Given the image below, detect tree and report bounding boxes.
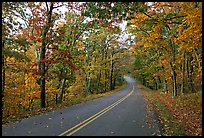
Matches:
[2,2,32,115]
[128,2,202,96]
[27,2,73,107]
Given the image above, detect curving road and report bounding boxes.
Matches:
[2,76,161,136]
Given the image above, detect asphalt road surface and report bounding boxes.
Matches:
[2,76,162,136]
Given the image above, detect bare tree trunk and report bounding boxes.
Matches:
[104,48,108,92]
[193,48,201,68]
[100,48,105,92]
[154,78,159,90]
[180,49,186,94]
[109,50,114,91]
[113,74,116,88]
[58,78,66,103]
[97,70,101,91]
[170,62,177,97]
[2,40,5,113]
[85,76,91,96]
[40,2,53,108]
[189,55,194,92]
[162,78,168,93]
[186,54,194,93]
[85,52,91,96]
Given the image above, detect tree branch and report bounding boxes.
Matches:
[142,12,153,19]
[45,2,49,13]
[163,15,187,21]
[53,4,64,9]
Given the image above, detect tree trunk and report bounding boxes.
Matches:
[40,33,47,108]
[85,52,91,96]
[58,78,66,103]
[170,62,177,97]
[97,70,101,91]
[40,3,53,108]
[109,50,114,91]
[180,49,186,94]
[2,40,5,112]
[113,75,116,88]
[40,77,46,108]
[104,49,108,92]
[154,78,158,90]
[100,48,105,92]
[55,94,58,104]
[162,78,167,93]
[170,38,177,97]
[193,48,201,68]
[142,78,145,86]
[158,76,162,89]
[32,28,39,62]
[85,76,91,96]
[187,55,194,92]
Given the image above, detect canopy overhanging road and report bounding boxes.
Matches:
[2,76,162,136]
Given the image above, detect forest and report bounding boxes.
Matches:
[2,2,202,134]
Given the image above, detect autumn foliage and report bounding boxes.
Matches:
[141,86,202,136]
[2,2,202,136]
[128,2,202,136]
[128,2,202,96]
[2,2,127,123]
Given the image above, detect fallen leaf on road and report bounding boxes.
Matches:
[60,121,63,126]
[151,132,156,136]
[110,131,115,134]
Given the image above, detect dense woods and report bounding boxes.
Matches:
[128,2,202,97]
[2,2,129,121]
[2,2,202,134]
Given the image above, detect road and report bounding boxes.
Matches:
[2,76,161,136]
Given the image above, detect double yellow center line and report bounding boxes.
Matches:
[58,85,134,136]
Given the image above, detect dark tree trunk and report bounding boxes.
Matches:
[180,49,186,94]
[40,3,53,108]
[154,78,158,90]
[40,77,46,108]
[85,52,91,96]
[58,78,66,103]
[2,40,5,113]
[170,62,177,97]
[113,76,116,89]
[97,70,101,91]
[104,48,108,92]
[109,50,114,91]
[187,54,194,92]
[162,78,168,93]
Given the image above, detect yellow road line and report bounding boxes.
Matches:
[58,85,134,136]
[66,90,133,136]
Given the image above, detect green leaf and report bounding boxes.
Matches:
[3,48,31,62]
